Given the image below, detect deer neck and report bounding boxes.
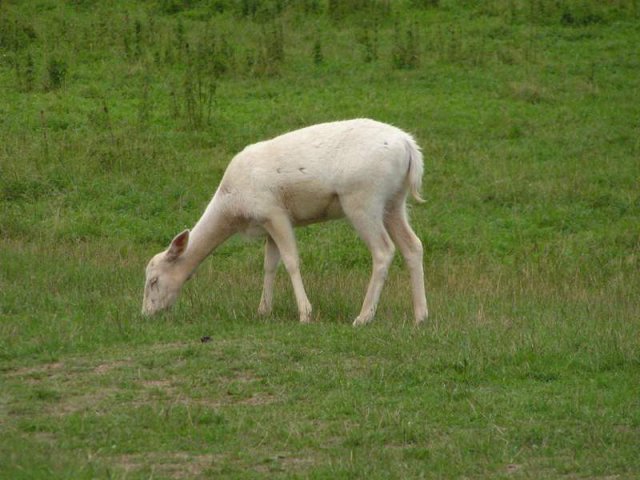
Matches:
[182,193,238,276]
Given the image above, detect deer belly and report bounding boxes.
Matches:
[278,186,343,225]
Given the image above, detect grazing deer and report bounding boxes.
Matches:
[142,119,427,326]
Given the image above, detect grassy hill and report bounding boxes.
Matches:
[1,0,639,478]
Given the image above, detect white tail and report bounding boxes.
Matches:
[406,138,425,203]
[142,119,428,326]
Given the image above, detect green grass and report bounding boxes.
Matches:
[1,0,639,478]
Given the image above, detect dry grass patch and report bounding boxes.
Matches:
[6,361,65,380]
[509,80,551,104]
[94,360,131,375]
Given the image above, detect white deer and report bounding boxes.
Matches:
[142,119,428,326]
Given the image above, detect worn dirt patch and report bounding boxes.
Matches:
[117,452,219,479]
[49,387,122,417]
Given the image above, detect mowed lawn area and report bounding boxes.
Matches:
[1,1,639,478]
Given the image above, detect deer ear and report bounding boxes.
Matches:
[167,229,190,261]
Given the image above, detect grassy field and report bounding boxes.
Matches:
[1,0,639,478]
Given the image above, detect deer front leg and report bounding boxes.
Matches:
[263,212,313,323]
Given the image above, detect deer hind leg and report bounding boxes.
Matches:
[342,196,396,326]
[385,199,428,324]
[258,235,280,316]
[262,211,313,323]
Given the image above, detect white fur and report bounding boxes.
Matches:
[142,119,428,326]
